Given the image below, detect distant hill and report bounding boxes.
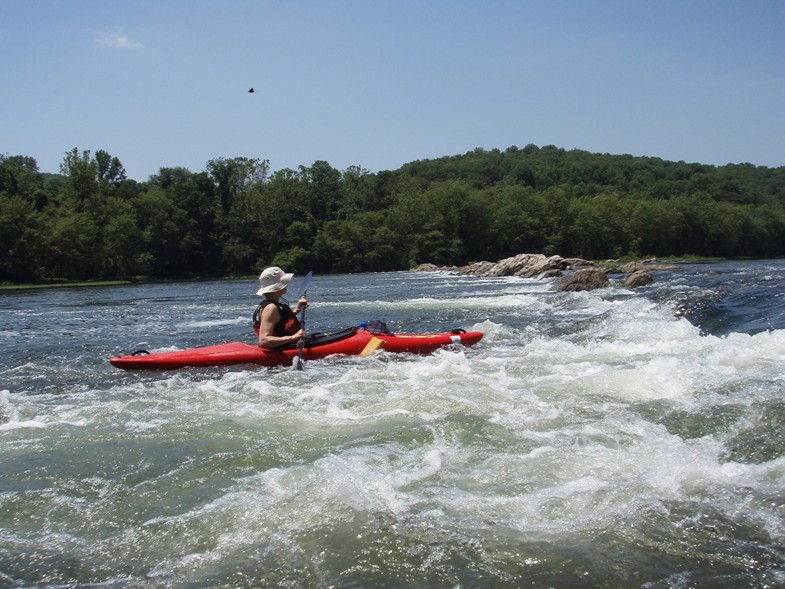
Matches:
[2,145,784,283]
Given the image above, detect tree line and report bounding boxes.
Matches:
[2,144,784,283]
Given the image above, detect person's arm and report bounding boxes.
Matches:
[258,304,303,349]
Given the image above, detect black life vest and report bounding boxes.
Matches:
[252,300,300,336]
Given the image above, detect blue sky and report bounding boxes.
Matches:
[2,0,783,181]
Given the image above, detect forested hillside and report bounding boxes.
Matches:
[2,145,784,283]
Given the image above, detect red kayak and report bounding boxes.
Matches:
[109,325,483,370]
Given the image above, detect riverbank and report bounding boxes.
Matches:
[0,275,255,291]
[0,280,134,291]
[0,256,732,291]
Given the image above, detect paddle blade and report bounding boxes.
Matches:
[360,337,385,356]
[298,271,313,297]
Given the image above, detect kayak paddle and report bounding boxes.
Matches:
[295,271,313,370]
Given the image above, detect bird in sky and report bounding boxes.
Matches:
[248,88,255,93]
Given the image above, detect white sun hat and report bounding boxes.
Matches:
[256,266,294,295]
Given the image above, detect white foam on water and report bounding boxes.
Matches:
[0,419,48,431]
[0,389,64,431]
[488,293,785,407]
[178,316,247,329]
[0,390,17,424]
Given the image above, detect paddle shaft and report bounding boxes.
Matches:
[295,271,312,370]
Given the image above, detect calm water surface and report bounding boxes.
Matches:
[1,260,784,588]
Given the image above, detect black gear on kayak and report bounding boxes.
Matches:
[361,320,391,334]
[277,327,358,350]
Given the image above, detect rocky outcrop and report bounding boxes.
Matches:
[457,253,593,278]
[460,261,499,276]
[412,253,678,291]
[411,263,443,272]
[623,270,654,288]
[563,258,597,269]
[602,258,680,274]
[555,268,610,291]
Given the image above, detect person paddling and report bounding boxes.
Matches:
[253,267,309,349]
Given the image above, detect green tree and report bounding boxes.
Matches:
[45,211,102,280]
[132,187,190,276]
[94,149,127,187]
[300,160,343,224]
[565,194,630,259]
[149,167,221,274]
[628,197,686,256]
[103,209,142,277]
[340,165,375,214]
[0,154,44,202]
[0,193,45,281]
[365,223,404,270]
[207,156,269,216]
[313,218,368,272]
[59,148,99,212]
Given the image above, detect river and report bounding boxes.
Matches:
[1,260,784,588]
